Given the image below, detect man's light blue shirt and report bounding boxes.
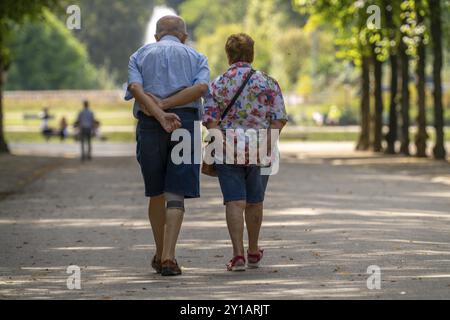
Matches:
[125,35,210,118]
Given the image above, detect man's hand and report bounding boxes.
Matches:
[157,112,182,133]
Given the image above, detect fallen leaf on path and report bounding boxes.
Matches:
[333,266,341,273]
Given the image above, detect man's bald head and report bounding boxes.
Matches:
[155,15,188,43]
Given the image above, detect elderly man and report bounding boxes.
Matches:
[126,16,210,276]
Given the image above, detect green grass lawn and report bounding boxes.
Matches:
[4,93,449,143]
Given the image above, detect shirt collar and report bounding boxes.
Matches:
[160,35,182,43]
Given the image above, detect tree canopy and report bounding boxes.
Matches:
[6,10,100,90]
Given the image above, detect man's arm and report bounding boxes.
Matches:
[128,83,181,132]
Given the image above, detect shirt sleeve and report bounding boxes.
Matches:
[269,80,289,122]
[202,82,222,125]
[124,52,143,101]
[193,54,210,86]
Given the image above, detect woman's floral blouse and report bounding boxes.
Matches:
[203,62,288,130]
[202,62,288,165]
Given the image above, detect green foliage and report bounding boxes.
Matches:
[244,0,281,73]
[179,0,246,39]
[0,0,61,67]
[196,24,242,78]
[6,11,100,90]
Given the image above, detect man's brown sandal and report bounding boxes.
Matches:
[161,259,182,277]
[151,255,162,274]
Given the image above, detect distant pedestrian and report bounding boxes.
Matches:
[76,101,95,161]
[58,117,68,141]
[40,107,53,141]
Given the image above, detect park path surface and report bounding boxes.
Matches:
[0,143,450,299]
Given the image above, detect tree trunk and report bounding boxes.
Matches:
[372,47,384,152]
[415,9,428,158]
[430,0,447,160]
[0,58,10,154]
[384,0,398,154]
[386,54,399,154]
[399,31,410,156]
[356,56,371,151]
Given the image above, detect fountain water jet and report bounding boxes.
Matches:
[144,5,178,45]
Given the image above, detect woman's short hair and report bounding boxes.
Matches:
[225,33,255,64]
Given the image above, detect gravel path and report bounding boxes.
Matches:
[0,149,449,299]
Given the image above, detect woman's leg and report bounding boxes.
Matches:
[245,202,263,254]
[226,200,247,257]
[245,167,269,254]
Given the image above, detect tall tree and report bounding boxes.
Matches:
[414,1,428,157]
[294,0,376,150]
[384,0,400,154]
[372,48,384,153]
[399,3,413,156]
[429,0,447,159]
[356,55,372,151]
[0,0,60,153]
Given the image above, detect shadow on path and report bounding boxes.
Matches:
[0,153,449,299]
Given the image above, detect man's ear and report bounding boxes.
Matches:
[154,34,160,42]
[180,34,188,44]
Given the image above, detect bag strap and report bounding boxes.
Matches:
[220,68,256,122]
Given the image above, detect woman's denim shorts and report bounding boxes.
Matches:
[214,164,270,204]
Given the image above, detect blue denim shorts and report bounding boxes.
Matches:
[215,164,270,204]
[136,109,201,198]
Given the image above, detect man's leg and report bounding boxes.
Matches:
[226,200,247,257]
[87,130,92,160]
[80,132,86,161]
[161,192,185,262]
[245,202,263,254]
[148,195,166,260]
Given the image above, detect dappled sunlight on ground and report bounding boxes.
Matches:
[0,151,449,299]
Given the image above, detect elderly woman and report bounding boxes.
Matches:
[203,33,288,271]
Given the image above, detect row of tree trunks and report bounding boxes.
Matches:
[356,55,371,151]
[365,1,446,160]
[430,0,446,160]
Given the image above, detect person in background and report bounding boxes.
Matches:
[76,100,95,161]
[58,117,68,142]
[40,107,53,141]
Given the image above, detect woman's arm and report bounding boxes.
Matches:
[270,119,287,131]
[147,84,209,110]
